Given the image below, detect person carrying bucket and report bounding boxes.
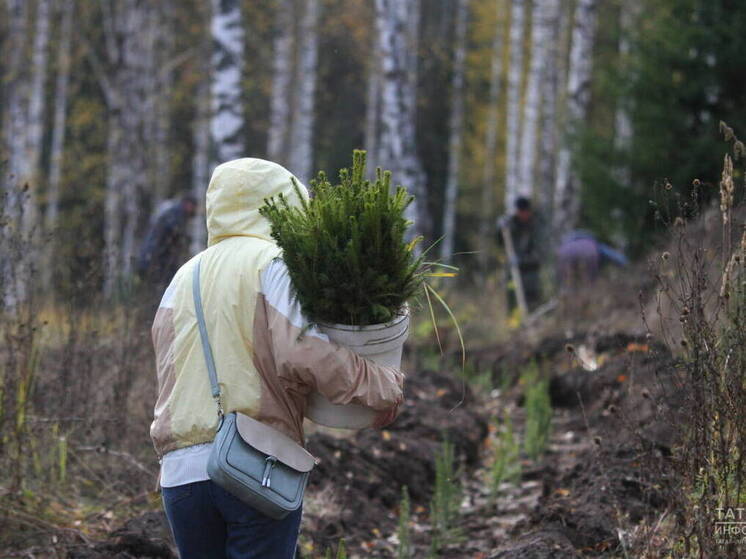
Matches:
[150,158,403,558]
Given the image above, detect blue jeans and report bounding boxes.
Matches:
[162,480,302,559]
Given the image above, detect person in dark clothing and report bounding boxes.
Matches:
[137,195,197,289]
[555,230,628,291]
[499,196,544,312]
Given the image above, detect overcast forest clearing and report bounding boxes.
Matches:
[1,0,746,558]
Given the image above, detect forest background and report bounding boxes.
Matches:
[2,0,746,556]
[3,0,745,299]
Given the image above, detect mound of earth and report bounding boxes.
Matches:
[63,369,487,558]
[489,335,677,558]
[303,368,488,555]
[67,512,173,558]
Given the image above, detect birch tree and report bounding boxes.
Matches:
[553,0,599,237]
[267,0,294,165]
[1,0,50,305]
[266,0,319,183]
[287,0,319,183]
[613,1,638,190]
[370,0,428,238]
[94,1,158,294]
[518,0,559,203]
[537,0,563,220]
[503,0,525,212]
[23,0,52,236]
[478,0,506,271]
[210,0,246,165]
[192,78,211,255]
[1,0,50,230]
[1,0,30,306]
[1,1,29,205]
[42,0,75,290]
[147,1,176,209]
[440,0,469,262]
[364,36,382,181]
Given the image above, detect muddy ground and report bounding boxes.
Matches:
[37,329,681,559]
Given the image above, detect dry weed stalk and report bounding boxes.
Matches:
[648,126,746,558]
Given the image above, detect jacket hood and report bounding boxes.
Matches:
[206,158,309,246]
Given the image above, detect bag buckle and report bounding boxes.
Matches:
[261,456,278,488]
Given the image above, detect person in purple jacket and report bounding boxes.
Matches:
[556,230,628,291]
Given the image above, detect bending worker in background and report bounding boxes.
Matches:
[137,195,198,291]
[150,159,403,558]
[555,229,628,291]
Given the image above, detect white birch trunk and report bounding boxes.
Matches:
[478,0,505,271]
[364,37,381,181]
[537,0,562,220]
[191,78,211,254]
[613,1,636,189]
[149,2,174,209]
[288,0,319,183]
[210,0,246,165]
[1,0,50,305]
[101,1,157,294]
[503,0,525,212]
[19,0,51,240]
[42,0,74,291]
[517,0,558,203]
[267,0,294,164]
[405,0,429,235]
[122,6,157,283]
[1,0,29,307]
[553,0,598,237]
[440,0,469,262]
[2,0,29,201]
[103,125,124,297]
[374,0,427,239]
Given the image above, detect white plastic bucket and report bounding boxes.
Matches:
[305,309,409,429]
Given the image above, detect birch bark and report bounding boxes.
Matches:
[518,0,558,202]
[478,0,505,272]
[1,0,29,306]
[374,0,427,239]
[42,0,75,290]
[22,0,51,236]
[288,0,319,183]
[537,0,563,221]
[1,0,50,304]
[553,0,599,237]
[191,78,211,255]
[267,0,294,164]
[2,0,28,199]
[613,1,636,189]
[503,0,525,212]
[210,0,246,165]
[149,1,175,209]
[440,0,469,262]
[364,36,381,181]
[100,1,157,294]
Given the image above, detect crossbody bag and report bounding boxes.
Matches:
[192,259,315,519]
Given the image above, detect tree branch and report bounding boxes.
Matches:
[82,37,115,107]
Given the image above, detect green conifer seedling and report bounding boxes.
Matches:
[397,485,412,558]
[260,150,425,326]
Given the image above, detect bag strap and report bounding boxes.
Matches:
[192,259,224,420]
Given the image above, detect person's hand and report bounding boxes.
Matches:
[372,398,402,429]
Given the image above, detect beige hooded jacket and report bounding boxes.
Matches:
[150,159,404,457]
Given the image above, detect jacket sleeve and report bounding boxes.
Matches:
[258,259,403,411]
